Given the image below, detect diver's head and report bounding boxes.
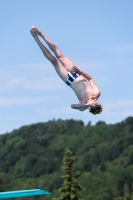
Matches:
[89,104,103,115]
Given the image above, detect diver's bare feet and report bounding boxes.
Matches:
[30,26,42,37]
[30,32,39,42]
[30,26,40,42]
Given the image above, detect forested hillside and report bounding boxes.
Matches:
[0,117,133,200]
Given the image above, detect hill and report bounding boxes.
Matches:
[0,117,133,200]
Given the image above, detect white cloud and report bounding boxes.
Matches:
[0,61,110,91]
[39,106,75,114]
[0,62,54,73]
[0,77,65,91]
[97,75,112,83]
[109,45,133,53]
[123,110,133,116]
[99,100,133,120]
[104,100,133,110]
[0,97,58,106]
[75,61,108,71]
[21,78,65,90]
[0,62,58,85]
[0,116,24,120]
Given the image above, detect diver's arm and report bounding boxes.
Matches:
[71,66,92,80]
[71,66,100,93]
[71,103,93,111]
[80,71,101,96]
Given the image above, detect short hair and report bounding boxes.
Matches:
[89,104,103,115]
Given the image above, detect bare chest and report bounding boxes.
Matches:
[71,77,94,102]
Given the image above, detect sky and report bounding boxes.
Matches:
[0,0,133,134]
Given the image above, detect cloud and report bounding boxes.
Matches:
[123,110,133,116]
[109,45,133,53]
[97,76,112,83]
[75,61,108,71]
[104,100,133,110]
[0,97,58,106]
[0,77,65,91]
[0,61,110,92]
[21,78,65,90]
[100,100,133,119]
[0,116,24,120]
[0,63,54,73]
[39,106,75,114]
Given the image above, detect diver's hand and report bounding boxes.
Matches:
[71,66,82,75]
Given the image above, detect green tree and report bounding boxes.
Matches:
[113,193,133,200]
[54,150,84,200]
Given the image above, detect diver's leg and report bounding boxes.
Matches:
[30,26,76,71]
[31,32,68,82]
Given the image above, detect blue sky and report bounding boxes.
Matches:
[0,0,133,134]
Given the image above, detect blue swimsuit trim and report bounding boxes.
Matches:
[66,72,79,86]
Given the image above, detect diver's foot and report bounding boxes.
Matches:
[30,31,38,42]
[30,27,40,42]
[30,26,42,36]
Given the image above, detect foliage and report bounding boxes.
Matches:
[113,193,133,200]
[54,150,84,200]
[0,117,133,200]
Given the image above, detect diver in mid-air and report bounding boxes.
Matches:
[30,26,102,115]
